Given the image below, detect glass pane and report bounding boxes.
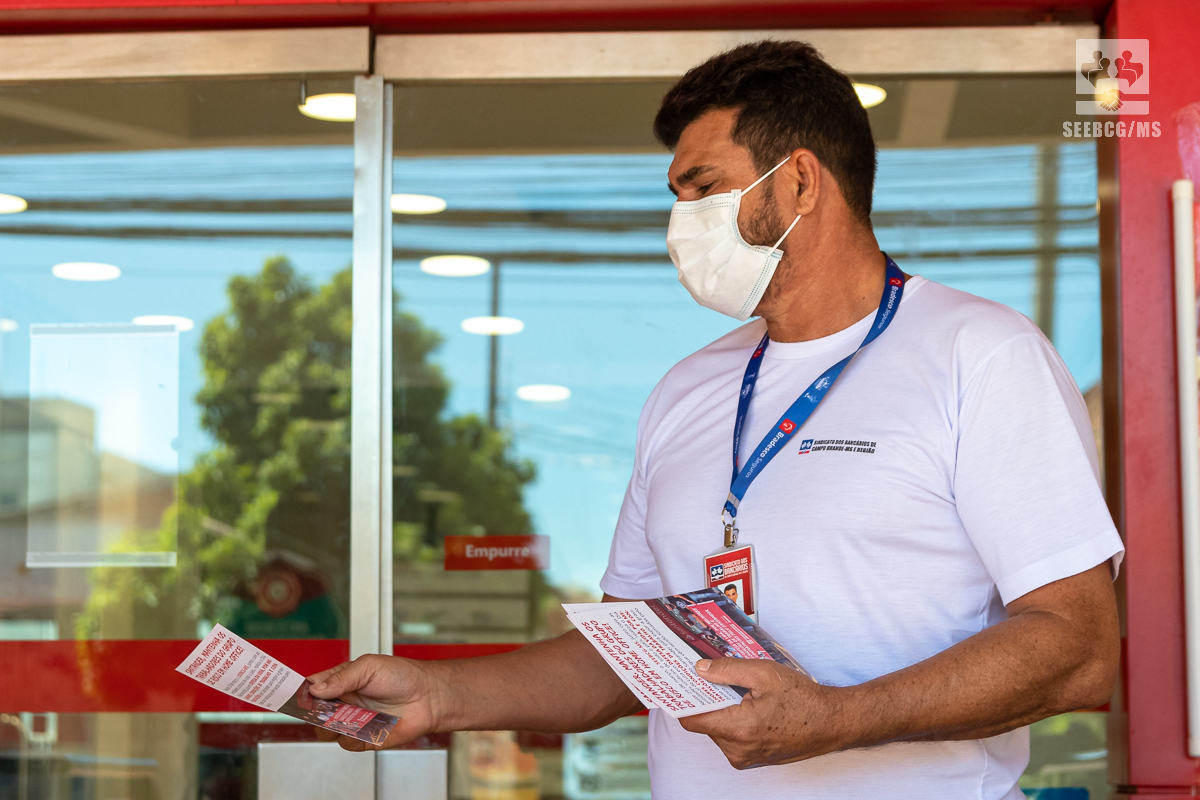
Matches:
[0,76,354,797]
[391,73,1102,799]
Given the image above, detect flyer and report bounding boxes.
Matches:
[176,624,399,745]
[564,588,811,719]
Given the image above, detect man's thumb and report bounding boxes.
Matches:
[309,660,364,699]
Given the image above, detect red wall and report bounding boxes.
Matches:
[1111,0,1200,792]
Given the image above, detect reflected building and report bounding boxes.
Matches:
[0,397,176,629]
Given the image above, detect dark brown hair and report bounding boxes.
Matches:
[654,39,877,224]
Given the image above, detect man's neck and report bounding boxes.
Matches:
[758,234,887,344]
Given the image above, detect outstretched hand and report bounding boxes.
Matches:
[678,658,852,769]
[308,655,442,751]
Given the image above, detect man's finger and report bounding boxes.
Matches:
[695,657,777,692]
[335,735,370,752]
[678,706,736,735]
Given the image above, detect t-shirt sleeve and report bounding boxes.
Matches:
[599,384,666,600]
[954,333,1124,605]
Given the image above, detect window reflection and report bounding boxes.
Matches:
[0,70,1107,800]
[0,77,354,797]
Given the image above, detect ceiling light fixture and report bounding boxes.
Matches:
[52,262,121,281]
[853,83,887,109]
[133,315,195,332]
[298,93,356,122]
[517,384,571,403]
[462,316,524,336]
[392,194,448,215]
[0,193,27,214]
[0,319,16,333]
[421,255,491,277]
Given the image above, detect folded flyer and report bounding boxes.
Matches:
[176,624,399,745]
[564,588,811,719]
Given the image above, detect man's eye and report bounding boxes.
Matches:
[699,184,716,195]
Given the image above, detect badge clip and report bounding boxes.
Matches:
[721,509,738,549]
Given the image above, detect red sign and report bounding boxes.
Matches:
[444,535,550,571]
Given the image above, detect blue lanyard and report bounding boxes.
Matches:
[723,257,906,546]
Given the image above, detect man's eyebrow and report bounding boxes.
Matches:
[667,164,714,197]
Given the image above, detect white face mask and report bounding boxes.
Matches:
[666,156,802,320]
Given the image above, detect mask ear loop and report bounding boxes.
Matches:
[742,156,792,196]
[772,214,802,250]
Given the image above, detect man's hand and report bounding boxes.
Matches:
[303,621,642,753]
[308,655,443,752]
[679,658,847,769]
[683,563,1118,769]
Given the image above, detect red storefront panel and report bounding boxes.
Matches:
[1108,0,1200,792]
[0,640,521,714]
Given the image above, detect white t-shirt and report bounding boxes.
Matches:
[600,276,1124,800]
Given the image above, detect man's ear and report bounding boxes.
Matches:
[787,150,821,217]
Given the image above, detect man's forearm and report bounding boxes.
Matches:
[836,570,1117,749]
[428,629,643,734]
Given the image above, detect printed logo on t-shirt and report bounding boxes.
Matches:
[802,438,877,454]
[779,419,796,433]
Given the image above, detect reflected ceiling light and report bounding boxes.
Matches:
[462,316,524,336]
[52,262,120,281]
[0,319,16,333]
[392,194,448,215]
[133,314,195,332]
[0,193,27,214]
[421,255,491,277]
[853,83,887,109]
[298,93,356,122]
[517,384,571,403]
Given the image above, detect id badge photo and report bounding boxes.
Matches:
[704,543,759,622]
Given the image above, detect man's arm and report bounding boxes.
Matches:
[680,562,1119,768]
[309,595,644,751]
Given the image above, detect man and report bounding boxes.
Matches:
[311,40,1123,798]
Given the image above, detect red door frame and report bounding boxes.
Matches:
[3,0,1200,790]
[0,0,1110,35]
[1105,0,1200,794]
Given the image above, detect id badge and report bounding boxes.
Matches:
[704,544,758,622]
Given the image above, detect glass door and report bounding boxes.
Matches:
[0,70,361,797]
[382,32,1107,800]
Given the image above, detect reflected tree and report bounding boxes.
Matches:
[78,256,534,639]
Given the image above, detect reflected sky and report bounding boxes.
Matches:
[0,142,1100,594]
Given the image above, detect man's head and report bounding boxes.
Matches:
[655,39,876,225]
[724,584,739,601]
